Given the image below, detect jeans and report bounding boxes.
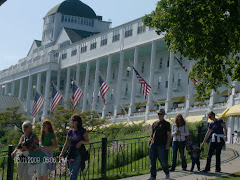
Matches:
[205,137,224,171]
[149,143,169,179]
[68,150,82,180]
[191,158,200,170]
[170,141,187,169]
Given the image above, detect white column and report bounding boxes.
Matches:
[185,61,194,115]
[4,83,9,95]
[165,52,174,112]
[26,75,33,115]
[82,62,90,112]
[37,73,42,92]
[102,55,112,118]
[19,79,23,100]
[114,51,124,117]
[92,59,100,111]
[76,64,81,86]
[128,47,139,116]
[209,89,217,110]
[229,81,236,107]
[42,69,51,119]
[11,80,15,96]
[57,70,61,90]
[64,67,71,107]
[0,85,2,95]
[145,41,156,121]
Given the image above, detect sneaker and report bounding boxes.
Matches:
[182,167,187,171]
[198,168,200,171]
[169,168,175,172]
[215,169,221,172]
[166,174,170,179]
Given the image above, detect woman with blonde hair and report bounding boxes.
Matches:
[40,119,57,172]
[169,114,189,171]
[11,121,48,180]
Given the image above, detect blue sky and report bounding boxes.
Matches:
[0,0,159,71]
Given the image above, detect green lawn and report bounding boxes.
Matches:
[207,172,240,180]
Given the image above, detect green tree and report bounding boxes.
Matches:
[47,101,106,145]
[143,0,240,101]
[0,106,29,131]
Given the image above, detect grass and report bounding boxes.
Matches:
[206,171,240,180]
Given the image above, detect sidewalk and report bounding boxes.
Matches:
[121,144,240,180]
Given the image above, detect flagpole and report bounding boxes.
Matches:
[85,95,102,119]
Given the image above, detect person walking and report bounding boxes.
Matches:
[40,120,57,172]
[188,143,202,171]
[201,111,227,172]
[149,109,171,180]
[59,114,89,180]
[169,114,189,171]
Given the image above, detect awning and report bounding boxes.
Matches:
[219,89,229,97]
[139,101,147,107]
[153,99,166,105]
[172,96,185,103]
[225,104,240,117]
[145,118,174,125]
[185,115,204,123]
[209,108,230,122]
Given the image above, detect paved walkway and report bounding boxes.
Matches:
[121,144,240,180]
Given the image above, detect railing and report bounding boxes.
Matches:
[1,129,208,180]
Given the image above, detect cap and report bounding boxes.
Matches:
[157,109,166,115]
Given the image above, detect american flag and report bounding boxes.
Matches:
[72,81,83,108]
[174,56,197,85]
[32,91,45,117]
[132,66,151,99]
[50,85,63,113]
[99,75,110,105]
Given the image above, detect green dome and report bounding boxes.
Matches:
[45,0,97,19]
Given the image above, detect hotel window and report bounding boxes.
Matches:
[125,25,133,38]
[165,76,168,88]
[81,43,87,53]
[112,72,115,79]
[112,29,120,42]
[54,52,59,60]
[158,77,161,89]
[167,56,170,67]
[125,83,128,96]
[90,39,97,50]
[81,17,84,24]
[141,62,144,73]
[111,89,114,100]
[178,73,181,86]
[62,53,67,60]
[137,22,146,34]
[159,57,163,69]
[68,16,71,23]
[71,49,77,56]
[101,34,107,46]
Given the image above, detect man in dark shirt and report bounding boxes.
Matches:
[149,109,171,180]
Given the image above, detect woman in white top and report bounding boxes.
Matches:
[169,114,189,171]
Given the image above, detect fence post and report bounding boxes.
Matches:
[101,137,107,179]
[7,145,15,180]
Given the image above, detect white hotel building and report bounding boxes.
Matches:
[0,0,240,143]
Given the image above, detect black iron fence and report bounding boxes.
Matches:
[1,128,208,180]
